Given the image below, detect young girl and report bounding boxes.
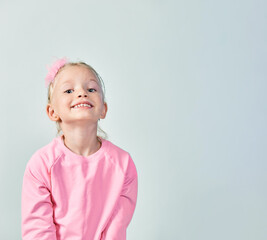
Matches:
[21,58,138,240]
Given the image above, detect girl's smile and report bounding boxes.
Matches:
[71,101,94,109]
[73,105,93,109]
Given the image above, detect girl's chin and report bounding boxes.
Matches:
[61,118,99,125]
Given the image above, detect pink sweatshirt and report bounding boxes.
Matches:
[21,135,138,240]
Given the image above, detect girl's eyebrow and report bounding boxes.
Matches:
[90,79,98,83]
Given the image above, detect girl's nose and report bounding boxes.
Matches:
[78,93,87,97]
[78,88,88,97]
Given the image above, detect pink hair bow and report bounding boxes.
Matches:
[45,57,68,87]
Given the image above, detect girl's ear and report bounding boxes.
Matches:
[100,102,108,119]
[46,104,60,121]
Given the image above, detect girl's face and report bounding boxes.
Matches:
[47,65,107,126]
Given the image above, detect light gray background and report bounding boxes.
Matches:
[0,0,266,239]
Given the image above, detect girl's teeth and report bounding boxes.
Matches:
[73,104,92,108]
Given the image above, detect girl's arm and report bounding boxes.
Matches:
[21,157,57,240]
[101,155,138,240]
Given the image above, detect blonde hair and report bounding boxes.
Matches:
[47,61,108,140]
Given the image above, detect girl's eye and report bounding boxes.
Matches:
[64,88,96,93]
[88,88,96,92]
[65,89,73,93]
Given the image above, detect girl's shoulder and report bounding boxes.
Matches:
[104,139,132,159]
[103,139,136,173]
[25,137,64,174]
[23,136,63,189]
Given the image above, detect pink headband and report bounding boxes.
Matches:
[45,57,68,87]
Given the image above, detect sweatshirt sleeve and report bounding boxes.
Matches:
[21,153,57,240]
[101,154,138,240]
